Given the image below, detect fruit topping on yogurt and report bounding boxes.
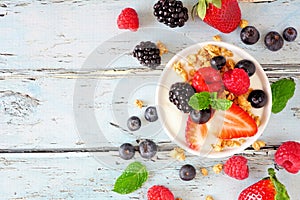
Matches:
[168,44,268,152]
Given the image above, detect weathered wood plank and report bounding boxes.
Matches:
[0,152,299,200]
[0,75,299,149]
[0,0,299,69]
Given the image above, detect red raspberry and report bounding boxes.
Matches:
[224,155,249,180]
[117,8,139,31]
[274,141,300,174]
[191,67,223,92]
[222,68,250,96]
[147,185,175,200]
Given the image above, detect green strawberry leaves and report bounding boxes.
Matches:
[196,0,222,19]
[271,78,296,114]
[188,92,232,111]
[113,162,148,194]
[268,168,290,200]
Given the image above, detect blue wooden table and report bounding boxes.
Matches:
[0,0,299,199]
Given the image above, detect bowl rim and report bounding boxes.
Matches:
[155,41,272,158]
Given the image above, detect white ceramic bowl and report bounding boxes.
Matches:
[155,41,272,158]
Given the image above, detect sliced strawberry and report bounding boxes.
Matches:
[191,67,223,92]
[218,104,258,139]
[185,117,208,151]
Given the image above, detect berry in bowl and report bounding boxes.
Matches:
[155,41,272,158]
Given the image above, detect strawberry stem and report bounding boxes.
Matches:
[268,168,290,200]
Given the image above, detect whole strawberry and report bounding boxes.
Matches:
[117,8,139,31]
[275,141,300,174]
[238,168,290,200]
[224,155,249,180]
[147,185,175,200]
[194,0,241,33]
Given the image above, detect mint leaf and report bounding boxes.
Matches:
[211,98,233,110]
[188,92,211,110]
[113,162,148,194]
[271,78,296,114]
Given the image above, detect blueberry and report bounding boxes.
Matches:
[144,106,158,122]
[235,59,256,77]
[139,139,157,159]
[210,56,226,70]
[247,90,267,108]
[283,27,297,42]
[240,26,260,45]
[179,164,196,181]
[264,31,284,51]
[127,116,141,131]
[190,109,212,124]
[119,143,135,160]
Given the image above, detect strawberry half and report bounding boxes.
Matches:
[185,117,208,151]
[217,103,258,139]
[238,168,290,200]
[194,0,241,33]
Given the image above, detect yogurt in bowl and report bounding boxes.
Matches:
[155,41,272,158]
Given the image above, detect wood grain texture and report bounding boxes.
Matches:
[1,0,300,199]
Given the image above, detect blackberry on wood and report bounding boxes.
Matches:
[169,82,195,113]
[153,0,189,28]
[133,41,161,68]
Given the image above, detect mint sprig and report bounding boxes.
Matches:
[271,78,296,114]
[188,92,232,111]
[113,161,148,194]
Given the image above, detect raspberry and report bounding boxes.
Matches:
[191,67,223,93]
[274,141,300,174]
[222,68,250,96]
[147,185,175,200]
[224,155,249,180]
[117,8,139,31]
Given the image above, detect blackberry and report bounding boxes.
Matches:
[133,41,161,68]
[169,82,195,113]
[153,0,189,28]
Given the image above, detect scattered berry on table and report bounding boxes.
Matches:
[282,27,297,42]
[133,41,161,68]
[274,141,300,174]
[247,89,268,108]
[222,68,250,96]
[234,59,256,77]
[194,0,241,33]
[169,82,195,113]
[224,155,249,180]
[210,55,226,70]
[217,104,258,139]
[191,67,223,93]
[119,143,135,160]
[139,139,158,159]
[117,8,139,31]
[144,106,158,122]
[185,117,208,151]
[179,164,196,181]
[238,168,290,200]
[153,0,189,28]
[190,108,212,124]
[264,31,284,51]
[147,185,175,200]
[127,116,141,131]
[240,26,260,45]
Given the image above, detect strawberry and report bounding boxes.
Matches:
[238,168,290,200]
[194,0,241,33]
[147,185,175,200]
[217,103,257,139]
[185,116,208,151]
[185,117,207,151]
